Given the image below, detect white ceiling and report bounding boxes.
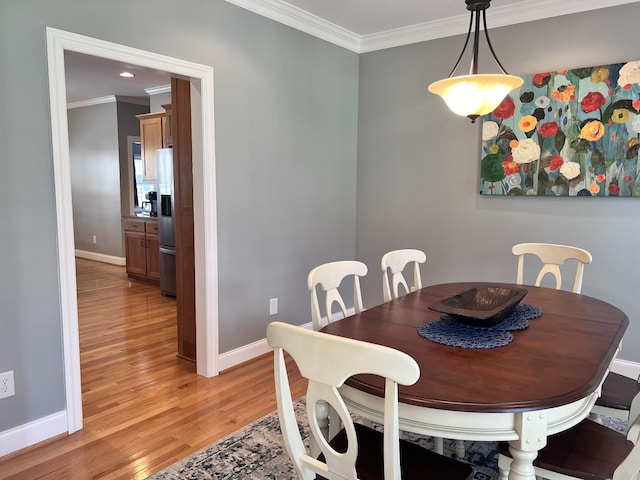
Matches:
[65,52,171,106]
[65,0,638,105]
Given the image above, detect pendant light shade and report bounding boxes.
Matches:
[428,0,523,123]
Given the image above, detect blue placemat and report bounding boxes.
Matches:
[417,303,542,349]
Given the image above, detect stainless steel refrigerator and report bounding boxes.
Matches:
[156,148,176,297]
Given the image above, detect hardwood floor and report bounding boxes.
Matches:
[0,258,306,479]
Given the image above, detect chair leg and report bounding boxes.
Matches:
[359,416,373,428]
[497,453,511,480]
[434,436,444,454]
[455,439,465,458]
[433,437,464,458]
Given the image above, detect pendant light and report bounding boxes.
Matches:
[428,0,523,123]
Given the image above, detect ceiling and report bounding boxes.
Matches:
[65,0,637,105]
[65,52,172,106]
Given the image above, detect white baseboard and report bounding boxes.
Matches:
[218,312,350,370]
[218,321,313,371]
[75,250,125,266]
[611,358,640,379]
[0,411,67,457]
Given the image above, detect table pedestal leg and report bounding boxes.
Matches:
[507,445,537,480]
[311,400,331,458]
[507,411,547,480]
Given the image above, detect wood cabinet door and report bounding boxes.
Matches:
[124,231,147,276]
[161,104,173,147]
[146,234,161,280]
[139,116,163,182]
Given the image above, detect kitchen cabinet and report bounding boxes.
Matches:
[161,103,173,147]
[124,217,160,283]
[137,108,171,182]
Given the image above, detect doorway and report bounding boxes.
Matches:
[46,27,219,434]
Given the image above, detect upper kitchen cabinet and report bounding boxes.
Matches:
[137,105,172,182]
[161,103,173,146]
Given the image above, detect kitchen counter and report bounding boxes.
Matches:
[128,213,158,219]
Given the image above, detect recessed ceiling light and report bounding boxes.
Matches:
[120,71,135,78]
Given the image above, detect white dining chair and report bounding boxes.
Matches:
[381,249,426,303]
[592,373,640,424]
[381,248,467,458]
[308,260,367,331]
[511,242,592,294]
[511,242,637,435]
[266,321,474,480]
[497,404,640,480]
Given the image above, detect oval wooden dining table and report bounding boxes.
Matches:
[320,282,628,480]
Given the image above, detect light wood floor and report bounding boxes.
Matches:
[0,258,306,480]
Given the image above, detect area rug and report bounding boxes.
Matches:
[146,398,627,479]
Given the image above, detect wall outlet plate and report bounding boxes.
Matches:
[0,371,15,399]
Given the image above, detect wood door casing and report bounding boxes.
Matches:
[171,77,196,362]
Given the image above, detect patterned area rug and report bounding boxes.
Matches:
[146,398,627,479]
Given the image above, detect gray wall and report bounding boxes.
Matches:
[69,101,147,257]
[69,103,120,256]
[356,3,640,362]
[0,0,358,432]
[149,91,171,113]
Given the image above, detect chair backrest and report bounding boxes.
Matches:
[381,249,426,303]
[307,260,368,331]
[512,242,593,294]
[266,321,420,480]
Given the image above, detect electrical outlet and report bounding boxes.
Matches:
[92,235,97,244]
[0,371,15,399]
[269,298,278,316]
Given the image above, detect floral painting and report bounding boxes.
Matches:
[480,61,640,196]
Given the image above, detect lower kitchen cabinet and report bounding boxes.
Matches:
[124,217,160,282]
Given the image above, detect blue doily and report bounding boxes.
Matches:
[417,303,542,349]
[495,303,542,331]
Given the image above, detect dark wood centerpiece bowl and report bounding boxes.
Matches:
[428,286,528,327]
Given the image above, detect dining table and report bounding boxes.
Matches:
[320,281,628,480]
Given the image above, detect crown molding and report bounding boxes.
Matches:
[224,0,360,52]
[145,84,171,95]
[360,0,640,52]
[225,0,640,54]
[67,95,151,109]
[67,95,116,109]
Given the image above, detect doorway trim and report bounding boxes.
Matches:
[46,27,219,433]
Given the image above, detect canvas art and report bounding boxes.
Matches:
[480,61,640,196]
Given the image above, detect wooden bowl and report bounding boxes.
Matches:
[428,286,528,327]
